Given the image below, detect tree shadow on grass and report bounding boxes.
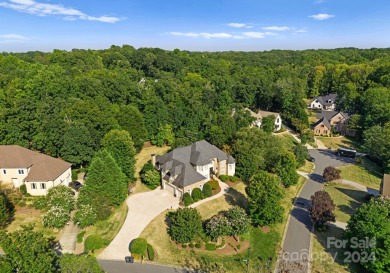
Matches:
[334,187,368,203]
[224,187,248,209]
[180,251,227,273]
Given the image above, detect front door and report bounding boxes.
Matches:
[12,178,19,187]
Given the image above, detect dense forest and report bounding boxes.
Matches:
[1,46,390,167]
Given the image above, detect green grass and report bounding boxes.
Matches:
[298,160,314,173]
[338,158,382,190]
[323,183,369,223]
[316,136,360,151]
[276,133,299,151]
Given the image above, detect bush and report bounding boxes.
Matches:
[195,243,202,248]
[71,169,78,181]
[74,204,98,228]
[205,243,217,251]
[147,244,155,261]
[46,186,75,212]
[18,200,26,207]
[168,208,203,244]
[182,244,187,248]
[323,166,341,182]
[189,243,194,248]
[182,193,193,206]
[219,175,229,182]
[208,180,219,190]
[77,231,86,243]
[32,196,47,210]
[43,206,70,228]
[130,238,148,257]
[237,244,241,250]
[19,184,27,195]
[202,183,213,198]
[141,169,161,189]
[191,188,203,200]
[230,176,238,183]
[84,235,104,253]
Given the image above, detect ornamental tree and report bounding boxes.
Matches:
[225,206,251,236]
[323,166,341,182]
[205,215,232,241]
[46,185,75,212]
[73,204,98,228]
[309,191,336,225]
[43,206,70,228]
[168,208,203,244]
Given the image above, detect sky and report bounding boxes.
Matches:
[0,0,390,52]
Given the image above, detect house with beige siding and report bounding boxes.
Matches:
[312,117,332,136]
[152,140,235,198]
[309,94,337,110]
[0,145,72,196]
[380,174,390,198]
[245,108,282,131]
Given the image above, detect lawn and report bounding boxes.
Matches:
[298,160,314,173]
[276,133,299,151]
[311,226,366,273]
[323,183,369,223]
[132,143,170,194]
[337,158,382,190]
[316,136,360,151]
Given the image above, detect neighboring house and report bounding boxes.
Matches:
[309,94,337,110]
[316,111,350,134]
[312,117,332,136]
[245,108,282,131]
[0,145,72,196]
[380,174,390,198]
[152,140,235,198]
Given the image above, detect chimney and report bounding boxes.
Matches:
[151,154,156,167]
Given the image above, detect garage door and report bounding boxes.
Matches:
[165,183,176,195]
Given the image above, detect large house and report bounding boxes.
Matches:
[312,117,332,136]
[0,145,72,196]
[380,174,390,198]
[309,94,337,110]
[152,140,235,198]
[245,108,282,131]
[316,111,350,134]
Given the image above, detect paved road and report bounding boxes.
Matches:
[278,149,353,272]
[99,189,179,260]
[99,260,193,273]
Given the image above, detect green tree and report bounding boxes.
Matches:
[101,129,136,181]
[46,185,75,212]
[261,115,276,133]
[246,171,284,226]
[130,237,148,257]
[293,143,310,167]
[277,151,299,187]
[84,235,104,253]
[0,193,13,229]
[0,225,57,273]
[225,206,250,236]
[344,198,390,272]
[205,215,232,241]
[59,254,104,273]
[153,124,175,146]
[168,208,203,244]
[363,122,390,165]
[141,169,161,189]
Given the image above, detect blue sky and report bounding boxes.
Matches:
[0,0,389,52]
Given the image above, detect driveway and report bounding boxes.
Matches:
[58,211,79,253]
[99,189,179,260]
[278,149,352,272]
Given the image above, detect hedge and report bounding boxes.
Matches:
[219,175,229,182]
[182,192,193,206]
[230,176,239,182]
[202,183,213,198]
[77,231,86,243]
[147,244,155,261]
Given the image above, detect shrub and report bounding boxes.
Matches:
[46,186,75,212]
[84,235,104,253]
[18,200,26,207]
[130,238,148,257]
[237,244,241,250]
[32,196,47,210]
[43,206,70,228]
[19,184,27,195]
[323,166,341,182]
[219,175,229,182]
[208,180,219,190]
[74,204,98,228]
[71,169,78,181]
[195,243,202,248]
[205,243,217,251]
[147,244,155,261]
[189,243,194,248]
[230,176,239,183]
[182,192,193,206]
[77,231,86,243]
[182,244,187,248]
[205,215,232,241]
[202,183,213,198]
[141,169,161,189]
[191,188,203,200]
[168,208,203,244]
[0,193,14,228]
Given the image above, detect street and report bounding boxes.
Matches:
[99,260,193,273]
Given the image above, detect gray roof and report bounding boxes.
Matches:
[312,117,331,129]
[156,140,234,188]
[316,111,349,123]
[314,93,337,106]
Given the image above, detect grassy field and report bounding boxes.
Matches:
[316,136,360,151]
[323,183,369,223]
[298,160,314,173]
[338,158,382,189]
[276,133,299,151]
[132,143,170,194]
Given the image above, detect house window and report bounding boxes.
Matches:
[18,169,24,175]
[2,170,6,175]
[40,183,46,189]
[324,130,328,134]
[229,165,233,170]
[31,183,36,190]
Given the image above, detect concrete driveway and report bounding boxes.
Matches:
[99,189,179,260]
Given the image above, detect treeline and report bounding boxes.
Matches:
[1,46,390,166]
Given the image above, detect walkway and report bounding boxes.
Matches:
[99,189,179,260]
[326,220,347,230]
[58,211,79,254]
[338,179,379,196]
[189,180,229,209]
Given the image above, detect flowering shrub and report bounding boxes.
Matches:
[73,204,97,228]
[43,206,70,228]
[225,206,250,236]
[205,214,232,241]
[46,186,75,212]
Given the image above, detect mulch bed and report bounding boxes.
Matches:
[15,206,41,214]
[260,226,271,233]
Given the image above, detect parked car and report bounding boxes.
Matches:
[69,181,83,191]
[309,156,315,162]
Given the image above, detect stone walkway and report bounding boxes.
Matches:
[58,211,79,254]
[326,220,348,230]
[189,180,229,209]
[314,138,327,150]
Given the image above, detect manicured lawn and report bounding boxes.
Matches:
[298,160,314,173]
[276,133,299,150]
[323,183,369,223]
[312,226,366,273]
[338,158,382,190]
[84,201,128,253]
[316,136,360,151]
[133,143,170,194]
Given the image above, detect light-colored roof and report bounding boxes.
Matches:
[245,108,280,119]
[381,174,390,197]
[0,145,72,182]
[313,93,337,106]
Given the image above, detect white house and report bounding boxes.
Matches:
[0,145,72,196]
[152,140,235,198]
[245,108,282,131]
[309,94,337,110]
